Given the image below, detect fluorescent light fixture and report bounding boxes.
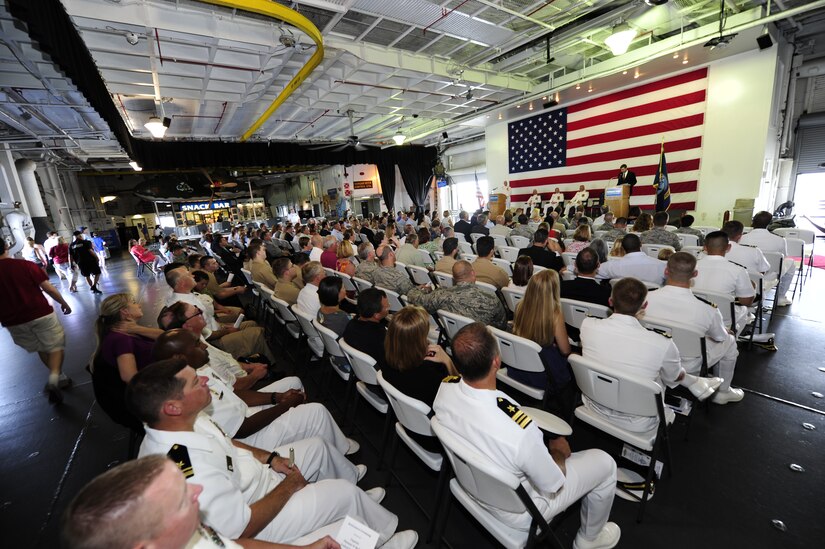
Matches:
[129,161,142,171]
[101,195,117,203]
[392,132,406,146]
[144,116,169,138]
[132,214,144,219]
[605,23,637,56]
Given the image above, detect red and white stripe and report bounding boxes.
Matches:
[510,68,707,211]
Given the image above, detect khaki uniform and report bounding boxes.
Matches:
[434,255,457,274]
[472,257,510,289]
[249,260,277,290]
[273,279,301,305]
[407,282,507,330]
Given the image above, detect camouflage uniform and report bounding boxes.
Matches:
[595,222,614,232]
[640,227,682,250]
[509,224,534,243]
[407,282,508,330]
[602,227,626,241]
[372,265,415,295]
[354,260,378,283]
[676,226,705,246]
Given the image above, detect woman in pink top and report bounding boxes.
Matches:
[565,224,592,255]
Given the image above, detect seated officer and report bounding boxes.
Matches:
[433,323,621,549]
[126,359,418,549]
[61,454,341,549]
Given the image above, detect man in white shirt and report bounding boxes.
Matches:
[394,232,429,268]
[739,211,795,306]
[308,235,324,263]
[580,278,722,432]
[297,261,324,317]
[722,221,770,273]
[548,187,564,210]
[128,360,417,549]
[644,253,744,405]
[595,234,665,285]
[490,215,511,237]
[569,185,590,208]
[434,323,621,549]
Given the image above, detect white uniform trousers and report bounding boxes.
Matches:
[534,449,617,541]
[239,402,351,459]
[774,259,796,299]
[257,479,398,545]
[272,435,358,484]
[707,334,738,391]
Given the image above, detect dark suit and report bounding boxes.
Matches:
[469,224,489,237]
[517,245,565,272]
[618,170,637,189]
[560,276,612,341]
[454,219,473,243]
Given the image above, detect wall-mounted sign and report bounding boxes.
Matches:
[353,180,373,190]
[179,200,232,212]
[327,188,338,198]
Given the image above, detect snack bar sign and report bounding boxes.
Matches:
[180,200,231,212]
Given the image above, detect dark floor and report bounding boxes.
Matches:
[1,254,823,548]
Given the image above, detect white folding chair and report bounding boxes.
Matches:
[463,253,478,263]
[271,296,302,342]
[693,226,719,236]
[569,354,673,523]
[640,316,708,377]
[491,234,509,250]
[664,225,678,232]
[783,237,807,297]
[418,248,434,266]
[491,257,513,276]
[377,286,404,313]
[641,244,674,259]
[508,235,530,249]
[394,261,407,276]
[676,233,699,247]
[437,309,475,344]
[560,298,611,332]
[565,228,576,237]
[774,227,815,279]
[490,327,551,406]
[498,245,521,263]
[407,264,433,286]
[290,240,302,252]
[469,233,485,244]
[682,245,703,258]
[352,276,373,293]
[501,286,526,314]
[376,370,448,542]
[475,280,498,295]
[311,319,351,381]
[323,267,337,278]
[430,417,566,549]
[338,271,358,294]
[292,306,326,360]
[458,241,475,256]
[240,268,255,285]
[339,338,389,439]
[561,252,577,269]
[433,271,454,288]
[532,264,548,274]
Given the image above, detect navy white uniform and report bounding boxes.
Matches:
[595,251,666,285]
[198,365,354,470]
[569,190,589,208]
[644,286,739,391]
[740,228,795,298]
[693,255,754,331]
[580,315,681,433]
[433,379,616,538]
[726,241,770,274]
[140,414,398,544]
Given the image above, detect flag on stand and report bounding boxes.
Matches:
[474,171,485,208]
[653,141,671,211]
[507,68,707,210]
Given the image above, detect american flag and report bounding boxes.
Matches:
[509,68,707,211]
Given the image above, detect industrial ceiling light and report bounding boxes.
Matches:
[392,131,406,146]
[144,116,170,138]
[125,32,140,45]
[129,161,142,171]
[605,22,637,56]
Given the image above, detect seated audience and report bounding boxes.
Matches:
[317,277,352,336]
[641,211,681,251]
[566,225,592,254]
[631,212,653,233]
[247,240,277,290]
[297,261,324,316]
[676,214,705,245]
[510,255,533,287]
[472,236,509,289]
[354,242,378,283]
[273,257,301,305]
[595,234,665,285]
[518,228,565,272]
[129,238,163,271]
[372,245,415,296]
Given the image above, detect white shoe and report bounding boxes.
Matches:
[346,438,360,455]
[381,530,418,549]
[750,332,775,343]
[356,464,367,482]
[573,523,621,549]
[777,296,792,307]
[712,388,745,405]
[365,487,385,504]
[686,377,723,401]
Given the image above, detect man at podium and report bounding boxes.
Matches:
[618,164,637,191]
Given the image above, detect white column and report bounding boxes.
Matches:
[0,143,26,206]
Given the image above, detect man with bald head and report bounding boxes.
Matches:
[372,244,415,296]
[407,260,507,330]
[490,215,511,237]
[309,235,324,262]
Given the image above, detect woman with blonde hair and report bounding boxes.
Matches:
[383,306,456,407]
[511,269,575,416]
[565,224,592,254]
[631,212,653,233]
[609,237,626,259]
[337,238,355,262]
[91,294,163,430]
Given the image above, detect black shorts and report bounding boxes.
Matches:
[79,262,101,277]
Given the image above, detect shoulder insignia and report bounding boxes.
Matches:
[694,294,717,308]
[168,444,194,478]
[496,397,533,429]
[728,260,747,270]
[646,327,672,338]
[741,243,757,248]
[442,375,461,383]
[198,524,226,548]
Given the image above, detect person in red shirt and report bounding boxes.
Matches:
[0,237,73,403]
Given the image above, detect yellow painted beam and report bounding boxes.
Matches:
[198,0,324,142]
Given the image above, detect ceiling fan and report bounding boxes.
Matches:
[203,169,239,204]
[309,109,371,152]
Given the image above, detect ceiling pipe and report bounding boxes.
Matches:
[197,0,325,142]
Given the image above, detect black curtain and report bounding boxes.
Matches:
[9,0,437,172]
[398,161,433,215]
[376,158,396,212]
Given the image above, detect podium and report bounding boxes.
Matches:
[604,185,630,218]
[487,193,507,217]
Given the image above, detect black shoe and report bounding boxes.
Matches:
[92,285,103,294]
[45,384,63,404]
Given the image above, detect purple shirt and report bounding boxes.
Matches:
[101,331,156,371]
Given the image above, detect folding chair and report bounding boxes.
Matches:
[561,252,577,269]
[501,286,526,314]
[376,286,404,313]
[498,246,521,263]
[491,327,553,408]
[394,261,407,276]
[338,338,389,444]
[676,233,699,247]
[783,237,807,298]
[681,245,703,258]
[418,248,434,266]
[312,320,353,411]
[433,271,454,288]
[463,253,478,263]
[292,306,326,362]
[240,268,255,285]
[407,264,433,286]
[774,228,815,280]
[569,354,674,523]
[475,280,498,295]
[641,244,674,259]
[560,298,611,332]
[430,417,566,549]
[376,370,447,542]
[437,309,475,345]
[508,235,530,249]
[491,234,509,250]
[492,257,513,276]
[693,226,719,236]
[458,241,475,256]
[352,276,373,293]
[470,233,485,245]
